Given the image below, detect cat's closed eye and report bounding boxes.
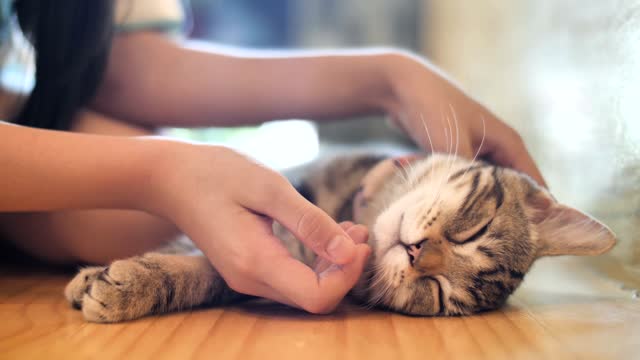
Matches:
[460,220,492,244]
[449,218,493,245]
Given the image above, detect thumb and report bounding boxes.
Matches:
[250,179,358,265]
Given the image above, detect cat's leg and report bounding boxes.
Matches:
[64,254,244,323]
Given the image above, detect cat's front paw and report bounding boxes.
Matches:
[66,257,172,323]
[65,266,105,310]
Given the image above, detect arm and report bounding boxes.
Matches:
[0,119,369,313]
[92,32,395,127]
[92,32,545,185]
[0,121,159,212]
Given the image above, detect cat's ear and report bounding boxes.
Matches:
[525,189,616,257]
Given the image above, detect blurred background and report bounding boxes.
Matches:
[171,0,639,287]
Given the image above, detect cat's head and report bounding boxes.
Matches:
[359,154,616,316]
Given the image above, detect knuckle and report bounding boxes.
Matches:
[224,273,256,295]
[298,290,339,314]
[272,172,291,187]
[302,298,337,315]
[225,277,246,293]
[231,255,257,278]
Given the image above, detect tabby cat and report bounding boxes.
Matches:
[65,153,616,322]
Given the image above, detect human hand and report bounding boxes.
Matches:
[148,143,371,313]
[380,53,546,187]
[312,221,369,274]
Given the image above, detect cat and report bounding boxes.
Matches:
[65,153,616,322]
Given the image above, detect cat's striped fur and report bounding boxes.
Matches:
[65,153,616,322]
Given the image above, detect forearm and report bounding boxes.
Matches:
[92,32,402,127]
[0,121,162,212]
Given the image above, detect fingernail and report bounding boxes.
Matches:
[348,225,369,244]
[327,235,356,263]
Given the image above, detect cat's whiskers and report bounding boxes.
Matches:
[437,106,456,198]
[403,154,417,186]
[364,261,386,277]
[368,276,386,293]
[443,103,462,190]
[454,114,486,183]
[374,279,396,307]
[393,159,412,186]
[366,260,401,308]
[420,113,443,213]
[419,112,437,170]
[426,106,455,210]
[363,281,387,309]
[368,265,388,288]
[367,265,391,301]
[434,104,462,208]
[368,277,384,306]
[419,110,448,212]
[366,284,388,308]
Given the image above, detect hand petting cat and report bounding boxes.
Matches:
[150,143,372,313]
[380,52,546,187]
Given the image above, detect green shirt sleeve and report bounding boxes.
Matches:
[114,0,186,34]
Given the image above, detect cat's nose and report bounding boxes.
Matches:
[406,238,446,274]
[406,239,426,265]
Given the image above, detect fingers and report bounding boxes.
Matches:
[339,221,354,231]
[485,127,547,188]
[260,243,371,314]
[406,105,546,187]
[219,213,371,314]
[252,181,360,265]
[313,221,369,274]
[509,149,547,188]
[339,221,369,244]
[222,162,372,314]
[344,223,369,244]
[313,223,369,272]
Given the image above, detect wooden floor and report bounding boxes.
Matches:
[1,257,638,360]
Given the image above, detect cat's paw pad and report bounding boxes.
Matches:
[65,266,105,311]
[80,258,168,323]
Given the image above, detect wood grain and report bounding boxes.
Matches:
[0,258,638,360]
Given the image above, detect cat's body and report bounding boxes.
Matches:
[65,153,616,322]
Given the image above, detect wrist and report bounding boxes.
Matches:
[376,51,470,124]
[374,50,436,116]
[133,138,195,219]
[371,51,424,127]
[363,51,406,115]
[143,141,233,224]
